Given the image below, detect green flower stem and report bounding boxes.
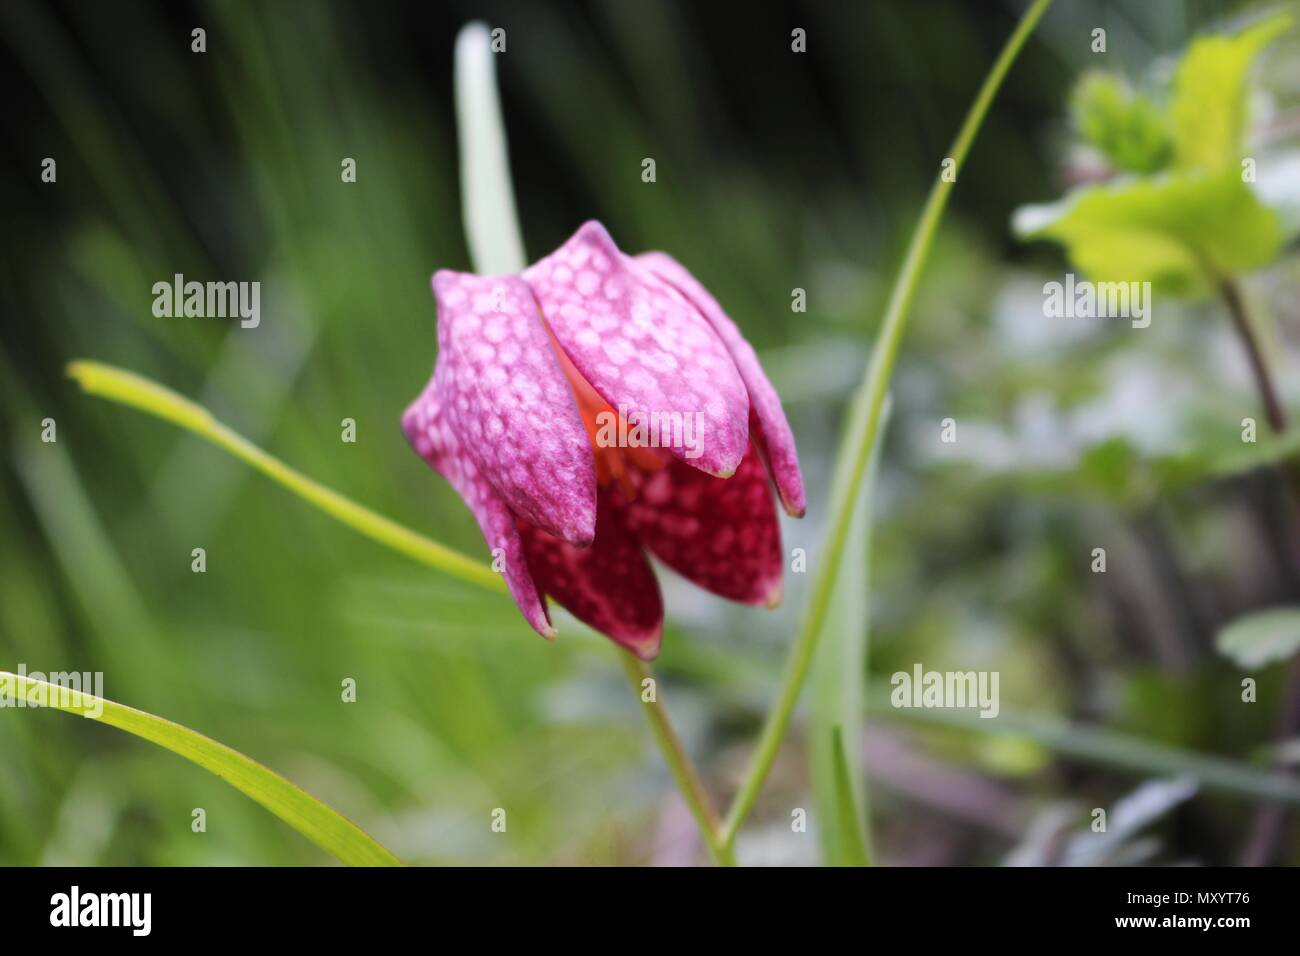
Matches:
[618,653,734,866]
[66,360,505,596]
[452,21,729,865]
[719,0,1054,851]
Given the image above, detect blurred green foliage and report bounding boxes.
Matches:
[1020,11,1292,297]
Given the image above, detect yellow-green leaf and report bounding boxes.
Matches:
[1171,13,1293,173]
[1015,170,1283,295]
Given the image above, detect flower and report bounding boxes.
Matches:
[402,221,805,659]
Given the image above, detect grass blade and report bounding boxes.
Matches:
[455,21,527,275]
[66,359,504,596]
[722,0,1055,848]
[809,401,889,865]
[829,726,871,866]
[0,671,401,866]
[866,686,1300,807]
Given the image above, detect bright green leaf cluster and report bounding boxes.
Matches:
[1017,13,1293,298]
[1073,71,1171,174]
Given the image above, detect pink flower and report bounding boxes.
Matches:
[402,221,805,659]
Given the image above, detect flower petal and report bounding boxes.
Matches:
[432,269,597,545]
[518,488,664,659]
[636,251,807,517]
[622,443,784,607]
[522,221,750,479]
[402,380,555,638]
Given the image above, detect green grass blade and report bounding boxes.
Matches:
[865,685,1300,807]
[722,0,1055,847]
[809,400,889,865]
[456,21,527,275]
[829,726,871,866]
[66,360,504,596]
[0,671,401,866]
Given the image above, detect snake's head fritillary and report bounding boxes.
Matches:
[402,221,806,659]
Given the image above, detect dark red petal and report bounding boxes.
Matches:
[622,444,784,606]
[518,489,664,659]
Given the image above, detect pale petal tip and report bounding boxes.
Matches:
[576,218,612,241]
[399,400,420,440]
[781,492,807,520]
[618,624,663,661]
[525,604,558,641]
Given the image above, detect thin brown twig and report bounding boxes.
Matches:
[1221,278,1300,866]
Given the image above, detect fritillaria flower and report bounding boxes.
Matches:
[403,221,805,659]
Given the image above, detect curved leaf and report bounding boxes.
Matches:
[1172,13,1293,173]
[1015,172,1282,297]
[1,671,401,866]
[66,360,504,596]
[827,726,871,867]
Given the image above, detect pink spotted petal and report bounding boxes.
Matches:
[518,489,664,660]
[432,269,597,546]
[622,444,784,607]
[635,251,807,517]
[402,380,555,638]
[522,221,750,479]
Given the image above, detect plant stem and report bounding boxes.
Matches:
[1221,278,1300,866]
[1222,279,1288,432]
[719,0,1054,850]
[618,654,735,866]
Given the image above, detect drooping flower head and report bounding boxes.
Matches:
[402,221,805,659]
